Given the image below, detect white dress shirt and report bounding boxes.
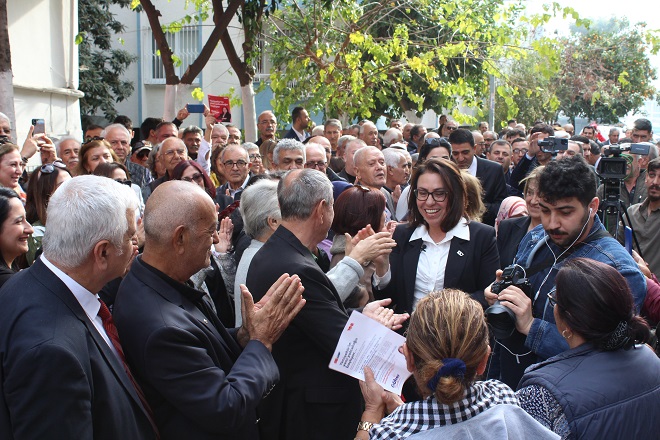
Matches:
[41,255,120,359]
[467,155,478,177]
[409,219,470,309]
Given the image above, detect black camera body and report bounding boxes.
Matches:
[486,265,533,339]
[537,136,568,154]
[598,143,651,180]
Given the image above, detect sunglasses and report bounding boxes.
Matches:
[41,160,67,174]
[114,179,132,187]
[182,173,204,183]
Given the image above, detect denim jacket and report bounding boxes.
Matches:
[514,215,647,361]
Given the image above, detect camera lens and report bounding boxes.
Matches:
[485,302,517,339]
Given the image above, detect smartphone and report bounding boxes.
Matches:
[32,119,45,135]
[187,104,205,114]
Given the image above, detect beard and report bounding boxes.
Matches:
[545,209,591,248]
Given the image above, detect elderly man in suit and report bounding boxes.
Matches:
[246,169,407,440]
[113,181,305,440]
[0,175,158,439]
[449,128,507,225]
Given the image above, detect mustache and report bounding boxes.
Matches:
[545,229,567,236]
[649,185,660,191]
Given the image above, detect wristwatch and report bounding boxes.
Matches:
[357,421,374,432]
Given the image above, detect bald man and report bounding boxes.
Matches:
[114,181,305,440]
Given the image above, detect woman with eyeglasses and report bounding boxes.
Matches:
[74,138,118,176]
[24,160,71,265]
[171,160,218,199]
[244,142,266,175]
[92,162,146,219]
[375,159,500,316]
[395,137,452,221]
[517,258,659,440]
[0,188,34,288]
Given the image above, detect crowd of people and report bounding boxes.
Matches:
[0,107,659,439]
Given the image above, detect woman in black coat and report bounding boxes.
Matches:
[374,159,499,313]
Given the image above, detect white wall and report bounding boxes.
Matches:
[7,0,82,149]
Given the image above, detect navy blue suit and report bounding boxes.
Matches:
[0,259,156,440]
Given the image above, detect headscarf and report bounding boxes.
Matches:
[495,196,528,232]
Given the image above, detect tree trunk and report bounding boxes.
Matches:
[240,84,257,142]
[0,0,16,141]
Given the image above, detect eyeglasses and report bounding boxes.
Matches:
[484,138,496,142]
[354,184,371,192]
[445,126,458,131]
[182,172,204,183]
[547,290,557,308]
[224,160,248,169]
[414,188,448,202]
[513,148,528,155]
[114,178,132,187]
[163,148,186,157]
[305,161,327,169]
[40,160,67,174]
[249,153,262,161]
[476,141,486,146]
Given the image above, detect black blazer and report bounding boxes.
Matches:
[113,256,278,440]
[375,221,500,313]
[0,259,156,440]
[245,226,361,440]
[282,127,308,142]
[475,156,508,226]
[497,216,532,269]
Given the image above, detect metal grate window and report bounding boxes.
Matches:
[147,26,200,84]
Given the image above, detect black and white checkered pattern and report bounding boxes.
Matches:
[371,380,518,439]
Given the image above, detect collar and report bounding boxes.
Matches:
[228,174,250,193]
[409,218,470,245]
[293,127,307,141]
[40,255,100,319]
[467,156,478,176]
[138,256,206,303]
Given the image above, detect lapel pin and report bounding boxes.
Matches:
[457,250,464,257]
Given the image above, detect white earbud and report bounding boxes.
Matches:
[589,208,593,215]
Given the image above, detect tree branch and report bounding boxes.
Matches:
[181,0,243,84]
[140,0,178,85]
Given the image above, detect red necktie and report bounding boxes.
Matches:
[98,299,160,438]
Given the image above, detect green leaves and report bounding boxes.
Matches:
[79,0,137,122]
[268,0,527,121]
[191,87,205,101]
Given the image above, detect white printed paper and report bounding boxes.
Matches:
[329,311,412,394]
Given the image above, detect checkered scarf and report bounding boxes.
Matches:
[371,380,518,439]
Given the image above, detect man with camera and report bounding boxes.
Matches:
[509,123,555,193]
[485,156,647,388]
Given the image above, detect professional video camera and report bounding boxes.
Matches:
[598,143,651,180]
[538,137,568,154]
[485,264,533,339]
